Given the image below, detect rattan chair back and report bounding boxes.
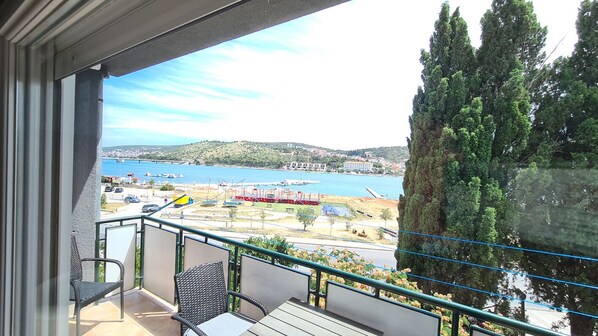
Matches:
[175,261,229,327]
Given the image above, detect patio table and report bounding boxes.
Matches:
[241,297,383,336]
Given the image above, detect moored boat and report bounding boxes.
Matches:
[201,199,217,207]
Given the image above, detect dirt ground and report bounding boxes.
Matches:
[165,185,400,244]
[180,186,399,220]
[111,184,400,244]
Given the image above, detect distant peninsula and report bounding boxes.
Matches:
[103,141,408,175]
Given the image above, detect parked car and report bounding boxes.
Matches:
[124,196,140,204]
[142,204,160,213]
[114,187,124,193]
[104,186,113,192]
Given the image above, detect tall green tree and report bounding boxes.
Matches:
[439,97,504,308]
[399,3,468,239]
[515,1,598,334]
[471,0,546,306]
[477,0,546,176]
[398,3,498,307]
[399,0,547,310]
[399,3,454,268]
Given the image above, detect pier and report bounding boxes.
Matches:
[366,187,383,198]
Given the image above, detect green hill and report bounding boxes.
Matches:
[103,141,409,170]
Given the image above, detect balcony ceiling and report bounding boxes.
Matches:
[0,0,347,79]
[102,0,349,77]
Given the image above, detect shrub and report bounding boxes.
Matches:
[226,235,295,267]
[160,183,175,191]
[100,193,107,209]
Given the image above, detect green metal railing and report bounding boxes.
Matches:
[95,214,564,336]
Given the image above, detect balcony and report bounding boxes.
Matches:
[73,215,564,336]
[68,289,178,335]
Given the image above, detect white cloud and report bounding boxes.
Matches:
[103,0,580,150]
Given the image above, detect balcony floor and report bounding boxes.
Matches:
[69,289,179,336]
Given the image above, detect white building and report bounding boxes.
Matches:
[343,161,373,172]
[285,162,327,171]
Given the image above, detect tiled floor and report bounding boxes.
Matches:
[69,289,180,336]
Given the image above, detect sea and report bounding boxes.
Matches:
[102,159,404,200]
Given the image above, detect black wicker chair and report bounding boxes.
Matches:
[70,234,124,336]
[172,261,269,336]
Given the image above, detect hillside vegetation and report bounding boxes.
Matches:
[103,141,408,170]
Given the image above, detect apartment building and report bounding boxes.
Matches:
[343,161,374,172]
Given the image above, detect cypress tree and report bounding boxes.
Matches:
[515,1,598,334]
[398,3,499,307]
[474,0,547,309]
[477,0,546,174]
[399,3,453,248]
[438,96,502,307]
[399,0,547,310]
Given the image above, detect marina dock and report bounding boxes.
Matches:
[366,187,383,198]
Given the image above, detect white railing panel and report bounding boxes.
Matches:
[143,225,177,304]
[239,255,310,320]
[105,224,137,292]
[183,237,230,287]
[326,281,441,336]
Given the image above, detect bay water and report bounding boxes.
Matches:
[102,159,404,199]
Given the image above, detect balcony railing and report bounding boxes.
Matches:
[95,214,564,336]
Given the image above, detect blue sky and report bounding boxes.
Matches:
[103,0,580,150]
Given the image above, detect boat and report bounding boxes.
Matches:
[145,172,151,176]
[201,178,217,206]
[126,172,134,177]
[201,199,217,207]
[223,199,243,207]
[116,158,125,163]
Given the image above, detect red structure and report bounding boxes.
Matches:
[234,188,320,205]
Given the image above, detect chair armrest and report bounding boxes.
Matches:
[81,258,125,281]
[229,291,269,316]
[171,313,208,336]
